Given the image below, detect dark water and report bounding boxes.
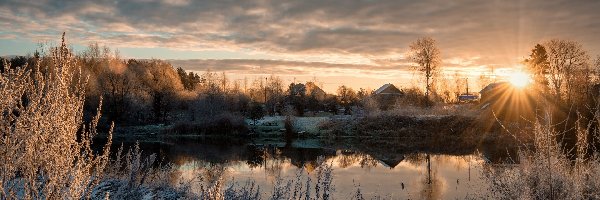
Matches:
[95,137,515,199]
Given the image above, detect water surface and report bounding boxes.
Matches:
[106,138,511,199]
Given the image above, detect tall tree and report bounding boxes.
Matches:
[287,83,307,116]
[524,44,550,91]
[544,39,590,103]
[593,56,600,84]
[408,37,441,99]
[337,85,357,114]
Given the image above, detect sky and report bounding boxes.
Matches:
[1,0,600,92]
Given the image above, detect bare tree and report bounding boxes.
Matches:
[337,85,358,114]
[408,37,442,98]
[593,56,600,84]
[544,39,590,103]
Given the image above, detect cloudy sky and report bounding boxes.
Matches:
[1,0,600,92]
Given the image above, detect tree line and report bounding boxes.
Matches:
[1,44,380,128]
[4,37,598,129]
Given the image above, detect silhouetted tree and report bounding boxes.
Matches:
[248,102,265,125]
[176,67,201,90]
[409,37,441,99]
[265,75,285,115]
[525,44,550,92]
[544,39,590,104]
[594,56,600,84]
[287,83,307,116]
[337,85,357,114]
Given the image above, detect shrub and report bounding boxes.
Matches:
[92,144,190,199]
[0,33,112,199]
[483,113,600,199]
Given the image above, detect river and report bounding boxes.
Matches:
[97,137,514,199]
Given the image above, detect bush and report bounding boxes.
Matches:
[483,113,600,199]
[0,34,112,199]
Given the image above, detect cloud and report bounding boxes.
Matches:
[168,58,413,75]
[1,0,600,87]
[168,58,419,92]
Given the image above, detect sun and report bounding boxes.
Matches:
[508,71,531,88]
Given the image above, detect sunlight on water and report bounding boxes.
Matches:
[171,144,490,199]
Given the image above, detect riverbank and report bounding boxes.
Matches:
[97,105,520,146]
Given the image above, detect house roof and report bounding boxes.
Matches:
[479,82,509,94]
[375,83,402,95]
[377,155,405,169]
[305,82,326,97]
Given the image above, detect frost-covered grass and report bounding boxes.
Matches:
[91,144,338,199]
[250,116,331,135]
[482,113,600,199]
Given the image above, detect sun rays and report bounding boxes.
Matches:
[508,71,532,89]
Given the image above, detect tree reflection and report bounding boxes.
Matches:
[420,154,443,200]
[336,150,378,169]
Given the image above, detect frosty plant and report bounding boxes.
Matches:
[484,111,600,199]
[0,33,112,199]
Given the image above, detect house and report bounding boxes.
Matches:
[479,81,536,122]
[378,156,405,169]
[373,83,404,110]
[374,83,403,95]
[479,82,511,103]
[305,82,327,101]
[372,154,405,169]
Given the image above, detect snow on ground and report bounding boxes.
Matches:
[292,117,330,133]
[246,115,332,133]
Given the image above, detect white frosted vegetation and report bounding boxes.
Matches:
[0,34,112,199]
[0,35,339,199]
[483,115,600,199]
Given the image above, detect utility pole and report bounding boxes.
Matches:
[465,78,469,94]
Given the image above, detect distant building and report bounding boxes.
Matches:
[305,82,327,100]
[479,81,536,122]
[456,78,479,103]
[373,83,404,110]
[479,82,511,103]
[374,83,403,96]
[458,94,479,102]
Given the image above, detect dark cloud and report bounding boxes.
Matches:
[1,0,600,79]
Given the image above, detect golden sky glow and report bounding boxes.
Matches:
[507,71,532,89]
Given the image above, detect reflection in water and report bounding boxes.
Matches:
[107,139,499,199]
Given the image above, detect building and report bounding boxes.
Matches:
[305,81,327,101]
[373,83,404,110]
[479,82,511,103]
[457,94,479,102]
[374,83,403,96]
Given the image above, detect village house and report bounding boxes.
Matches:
[374,83,403,96]
[373,83,404,110]
[479,82,511,103]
